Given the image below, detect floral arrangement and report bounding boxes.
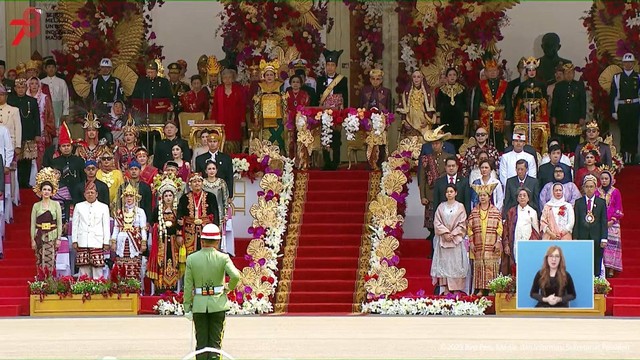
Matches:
[320,109,335,148]
[365,136,422,300]
[153,291,185,316]
[53,0,164,80]
[217,1,331,78]
[231,153,265,183]
[28,266,141,302]
[594,277,612,295]
[362,296,492,316]
[395,1,516,94]
[227,140,295,314]
[487,274,516,294]
[558,205,567,217]
[342,107,395,142]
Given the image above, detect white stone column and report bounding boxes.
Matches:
[382,2,400,153]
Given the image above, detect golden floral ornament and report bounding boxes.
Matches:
[33,167,61,197]
[237,265,274,297]
[365,263,409,297]
[260,173,284,194]
[386,156,409,171]
[382,170,407,195]
[207,56,222,76]
[369,194,403,229]
[246,239,275,264]
[250,197,279,229]
[249,139,282,162]
[297,128,314,153]
[375,236,400,261]
[395,136,422,160]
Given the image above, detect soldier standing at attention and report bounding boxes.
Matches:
[89,58,123,113]
[184,223,240,360]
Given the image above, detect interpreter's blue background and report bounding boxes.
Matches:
[516,240,594,309]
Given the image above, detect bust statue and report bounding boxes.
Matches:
[537,33,571,85]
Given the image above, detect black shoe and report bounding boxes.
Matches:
[0,253,3,259]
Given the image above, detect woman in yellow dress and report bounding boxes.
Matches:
[96,147,125,209]
[397,70,436,141]
[253,60,287,154]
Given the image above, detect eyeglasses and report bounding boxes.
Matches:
[475,133,487,137]
[554,170,564,173]
[586,129,597,133]
[548,254,561,259]
[101,157,114,160]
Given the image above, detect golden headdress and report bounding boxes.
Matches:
[586,120,599,131]
[582,174,598,187]
[15,62,26,76]
[33,167,60,197]
[121,183,141,201]
[369,69,384,78]
[259,59,280,75]
[122,113,138,136]
[562,62,575,72]
[207,55,222,77]
[188,172,204,182]
[25,60,39,71]
[82,111,101,129]
[155,173,181,196]
[581,142,601,157]
[598,164,616,177]
[470,182,498,196]
[482,58,499,70]
[424,125,451,142]
[208,130,222,142]
[523,56,540,70]
[100,145,114,158]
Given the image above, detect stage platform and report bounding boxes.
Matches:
[0,316,638,359]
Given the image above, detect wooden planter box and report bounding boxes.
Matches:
[30,294,140,316]
[494,293,606,316]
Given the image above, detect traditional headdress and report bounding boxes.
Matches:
[25,60,39,71]
[582,174,598,187]
[290,59,308,71]
[512,133,526,141]
[84,181,97,193]
[85,159,98,168]
[177,59,187,71]
[323,49,343,64]
[14,78,27,87]
[586,120,599,131]
[100,146,114,158]
[58,122,73,146]
[482,58,499,70]
[135,146,149,155]
[208,131,222,142]
[259,59,280,75]
[128,160,141,169]
[33,167,60,197]
[207,56,222,77]
[424,125,451,142]
[581,142,601,157]
[369,69,384,78]
[15,62,26,76]
[598,164,616,178]
[122,113,138,136]
[471,182,498,196]
[188,172,204,182]
[82,112,101,130]
[155,173,180,196]
[523,57,540,70]
[121,183,141,201]
[43,58,56,68]
[562,62,575,72]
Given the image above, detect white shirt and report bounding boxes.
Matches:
[0,125,14,167]
[514,204,540,262]
[72,200,111,248]
[499,150,537,186]
[446,174,457,184]
[0,103,21,147]
[40,76,70,115]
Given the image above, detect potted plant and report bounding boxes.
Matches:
[488,275,516,314]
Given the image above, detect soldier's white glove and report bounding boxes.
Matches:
[612,113,618,120]
[184,312,193,321]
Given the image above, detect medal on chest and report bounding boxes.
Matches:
[585,211,595,224]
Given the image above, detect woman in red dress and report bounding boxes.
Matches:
[179,75,210,116]
[211,68,247,154]
[575,149,601,191]
[135,147,158,187]
[285,75,311,158]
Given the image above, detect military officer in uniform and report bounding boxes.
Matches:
[131,61,173,108]
[610,53,640,164]
[551,63,586,152]
[317,49,349,170]
[89,58,124,113]
[167,62,190,115]
[184,223,240,360]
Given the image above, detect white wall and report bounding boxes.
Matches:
[149,1,224,78]
[498,1,592,73]
[0,1,7,62]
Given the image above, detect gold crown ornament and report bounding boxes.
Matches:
[121,183,142,201]
[586,120,599,131]
[523,56,540,70]
[82,111,101,130]
[188,172,204,182]
[582,174,599,187]
[424,124,452,143]
[369,69,384,78]
[470,182,498,196]
[259,59,280,75]
[598,164,616,177]
[482,58,500,70]
[207,56,222,77]
[122,113,138,136]
[33,167,61,198]
[25,60,39,71]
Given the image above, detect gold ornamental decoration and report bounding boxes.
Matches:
[382,170,407,195]
[260,173,285,194]
[375,236,400,261]
[369,194,403,229]
[237,266,275,297]
[249,198,279,229]
[111,15,145,68]
[364,263,409,298]
[246,239,275,264]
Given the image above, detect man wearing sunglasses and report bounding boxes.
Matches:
[574,120,612,170]
[460,127,500,178]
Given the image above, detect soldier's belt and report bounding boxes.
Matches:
[195,286,224,295]
[556,123,582,137]
[617,98,640,105]
[480,103,505,112]
[36,223,56,231]
[184,217,209,226]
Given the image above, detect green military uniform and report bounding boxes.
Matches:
[167,62,191,113]
[551,77,586,152]
[184,247,240,360]
[90,75,124,106]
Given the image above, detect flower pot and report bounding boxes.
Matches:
[494,293,606,316]
[30,294,140,316]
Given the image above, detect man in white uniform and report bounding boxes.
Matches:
[72,182,111,278]
[499,132,537,187]
[0,123,12,258]
[40,58,69,135]
[0,85,20,210]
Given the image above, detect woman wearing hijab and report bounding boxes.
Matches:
[26,77,56,170]
[539,165,581,206]
[599,170,624,277]
[540,182,575,240]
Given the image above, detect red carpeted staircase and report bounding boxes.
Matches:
[606,166,640,316]
[285,170,370,313]
[0,189,38,316]
[397,240,435,297]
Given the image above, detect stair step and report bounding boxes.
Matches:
[304,201,366,213]
[306,179,370,191]
[0,297,29,316]
[0,305,21,317]
[302,212,365,224]
[0,266,35,277]
[0,286,29,297]
[290,280,356,292]
[1,248,37,259]
[612,285,640,297]
[298,234,363,246]
[286,302,354,313]
[295,245,360,258]
[288,291,354,303]
[0,278,33,286]
[613,304,640,317]
[301,223,363,235]
[305,191,368,202]
[292,268,356,281]
[295,257,358,269]
[307,170,370,181]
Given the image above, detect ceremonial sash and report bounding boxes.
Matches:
[479,80,507,130]
[320,75,345,106]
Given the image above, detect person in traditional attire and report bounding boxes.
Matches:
[131,60,173,101]
[0,85,19,216]
[610,53,640,164]
[51,123,85,223]
[89,58,123,113]
[30,168,62,272]
[26,77,56,170]
[147,174,183,291]
[0,121,13,234]
[472,58,511,152]
[546,62,567,112]
[574,175,608,277]
[75,112,106,162]
[285,75,311,157]
[502,188,539,275]
[359,68,392,168]
[212,68,246,154]
[575,120,612,169]
[152,120,191,169]
[180,75,210,116]
[164,161,187,199]
[169,144,191,183]
[8,78,40,188]
[529,245,576,308]
[436,67,468,152]
[203,160,232,256]
[284,59,318,93]
[539,165,581,206]
[499,132,537,186]
[599,170,624,277]
[191,130,210,169]
[167,62,190,117]
[24,60,49,96]
[468,150,499,185]
[195,131,234,199]
[177,173,220,255]
[538,144,572,189]
[506,57,526,112]
[551,63,586,153]
[111,184,148,280]
[540,182,575,241]
[40,58,69,130]
[101,100,126,145]
[317,49,349,170]
[461,127,500,178]
[136,147,158,187]
[72,160,110,208]
[418,128,452,253]
[513,57,550,153]
[119,160,153,226]
[575,149,601,191]
[467,183,503,295]
[114,115,139,171]
[72,182,111,279]
[253,60,287,155]
[397,70,436,141]
[470,159,504,213]
[430,184,469,295]
[96,147,125,208]
[503,159,540,218]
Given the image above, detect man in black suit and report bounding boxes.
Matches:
[72,159,110,208]
[195,132,234,199]
[503,159,540,217]
[573,175,608,277]
[538,144,572,189]
[117,160,153,221]
[317,49,348,170]
[152,120,191,169]
[433,156,471,215]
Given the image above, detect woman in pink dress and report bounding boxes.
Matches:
[540,183,575,240]
[211,68,247,154]
[26,77,56,169]
[599,170,624,277]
